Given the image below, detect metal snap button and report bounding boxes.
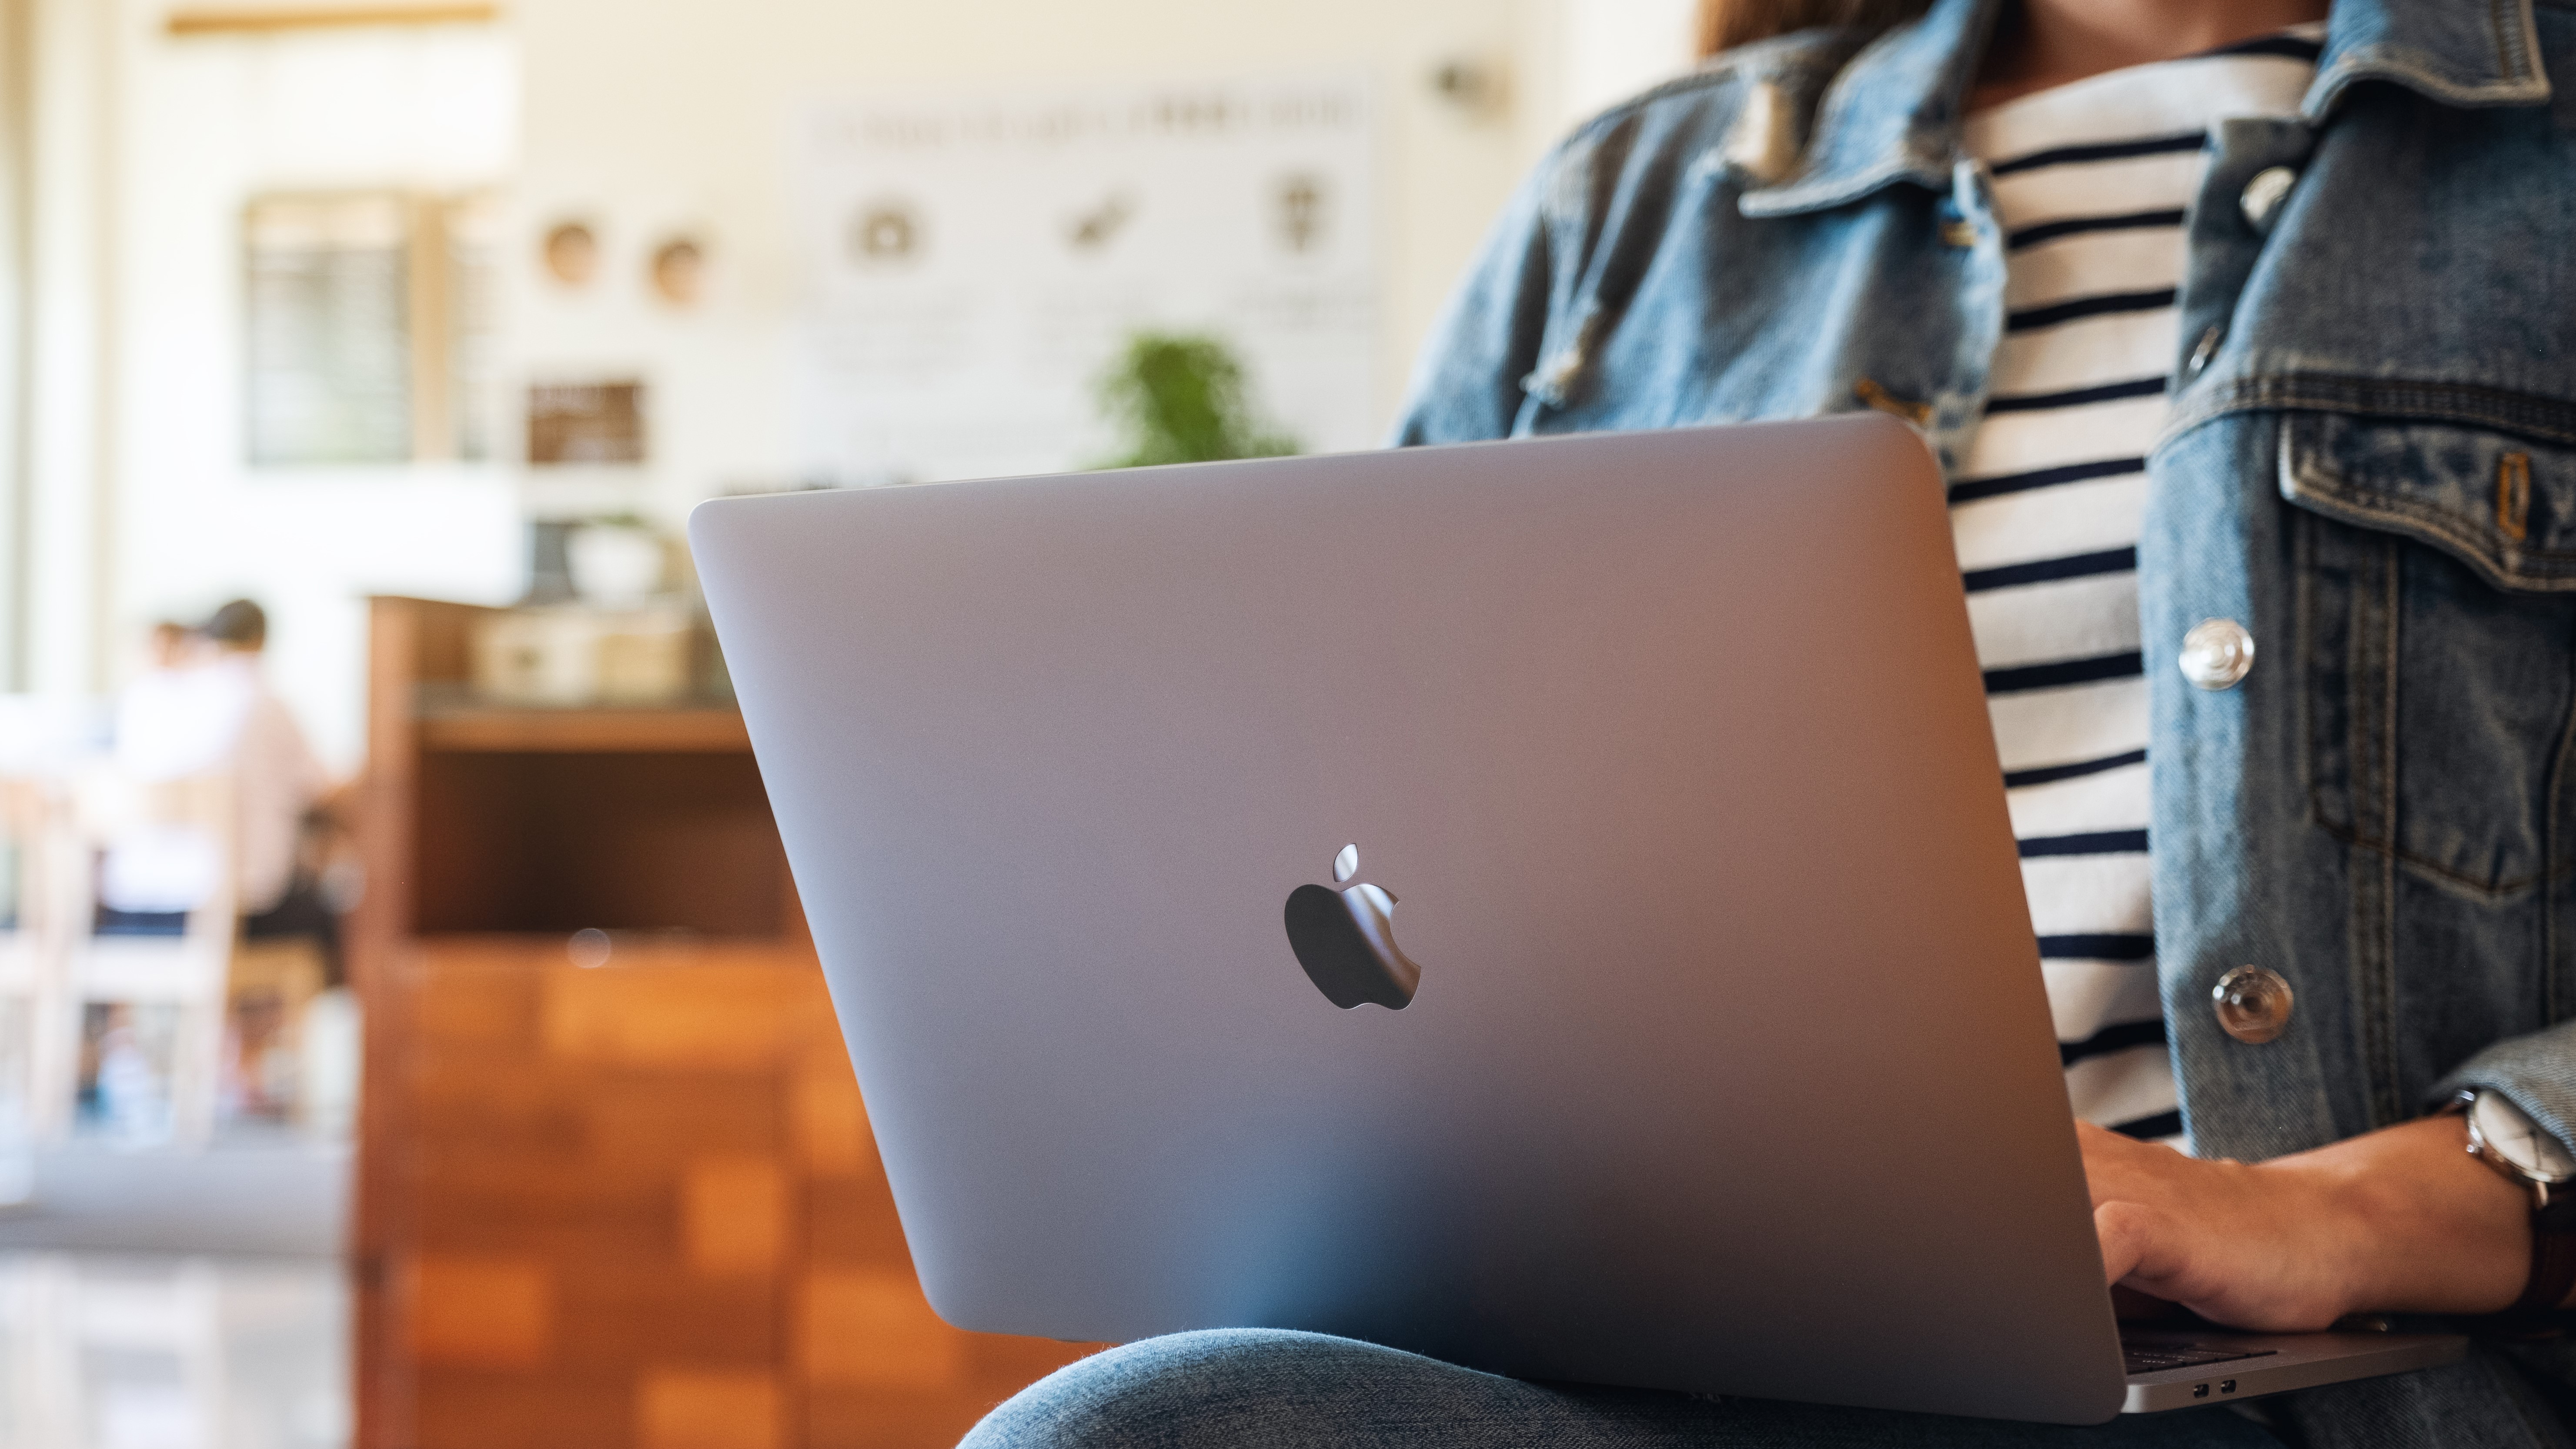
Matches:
[2178,618,2255,690]
[2184,324,2224,380]
[2212,966,2293,1044]
[2240,166,2297,234]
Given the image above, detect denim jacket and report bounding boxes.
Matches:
[1394,0,2576,1439]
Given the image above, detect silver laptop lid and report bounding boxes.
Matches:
[692,415,2128,1424]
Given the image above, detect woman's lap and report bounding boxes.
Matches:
[962,1330,2284,1449]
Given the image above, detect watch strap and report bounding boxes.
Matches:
[2514,1192,2576,1319]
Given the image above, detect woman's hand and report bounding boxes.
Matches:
[2079,1116,2532,1330]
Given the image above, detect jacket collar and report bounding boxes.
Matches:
[2305,0,2548,117]
[1739,0,2548,219]
[1737,0,1996,217]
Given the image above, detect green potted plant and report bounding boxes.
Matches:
[1093,332,1296,467]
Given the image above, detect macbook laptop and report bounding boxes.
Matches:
[689,415,2463,1423]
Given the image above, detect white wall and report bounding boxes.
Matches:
[60,0,1697,777]
[1560,0,1702,122]
[502,0,1596,527]
[106,9,524,771]
[501,0,1705,523]
[25,0,114,703]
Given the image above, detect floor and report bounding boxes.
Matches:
[0,1139,351,1449]
[0,1254,348,1449]
[0,1137,347,1260]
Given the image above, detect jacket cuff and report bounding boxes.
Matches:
[2430,1020,2576,1151]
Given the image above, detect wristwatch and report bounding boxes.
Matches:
[2452,1088,2576,1319]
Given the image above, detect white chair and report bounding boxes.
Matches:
[47,770,238,1148]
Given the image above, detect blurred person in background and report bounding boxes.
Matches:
[100,600,345,983]
[97,616,240,931]
[198,600,347,983]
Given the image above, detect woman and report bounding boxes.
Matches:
[967,0,2576,1442]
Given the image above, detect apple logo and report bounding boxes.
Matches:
[1284,843,1423,1009]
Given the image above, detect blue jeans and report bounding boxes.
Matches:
[962,1331,2283,1448]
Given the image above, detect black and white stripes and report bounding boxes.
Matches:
[1957,29,2321,1148]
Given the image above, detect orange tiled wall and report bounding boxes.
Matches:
[380,939,1096,1449]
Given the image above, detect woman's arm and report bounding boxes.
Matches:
[2082,1116,2529,1329]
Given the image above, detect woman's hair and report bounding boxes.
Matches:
[1694,0,1933,56]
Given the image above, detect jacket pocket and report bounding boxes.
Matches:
[2279,410,2576,897]
[2279,409,2576,593]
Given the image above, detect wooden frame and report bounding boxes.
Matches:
[166,5,498,37]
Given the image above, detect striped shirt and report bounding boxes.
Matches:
[1958,29,2322,1146]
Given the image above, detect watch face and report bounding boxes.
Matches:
[2472,1092,2576,1183]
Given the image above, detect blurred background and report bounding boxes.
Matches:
[0,1,1697,1445]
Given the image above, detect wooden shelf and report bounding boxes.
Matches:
[404,930,814,963]
[355,596,1075,1449]
[416,705,749,753]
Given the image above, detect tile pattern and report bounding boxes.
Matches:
[369,938,1096,1449]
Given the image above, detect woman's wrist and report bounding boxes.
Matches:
[2261,1115,2528,1317]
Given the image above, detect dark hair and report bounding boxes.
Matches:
[200,598,267,649]
[1696,0,1932,56]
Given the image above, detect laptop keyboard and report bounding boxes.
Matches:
[2121,1342,2277,1376]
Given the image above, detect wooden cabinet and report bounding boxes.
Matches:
[353,598,1095,1449]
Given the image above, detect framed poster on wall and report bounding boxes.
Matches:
[792,73,1377,485]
